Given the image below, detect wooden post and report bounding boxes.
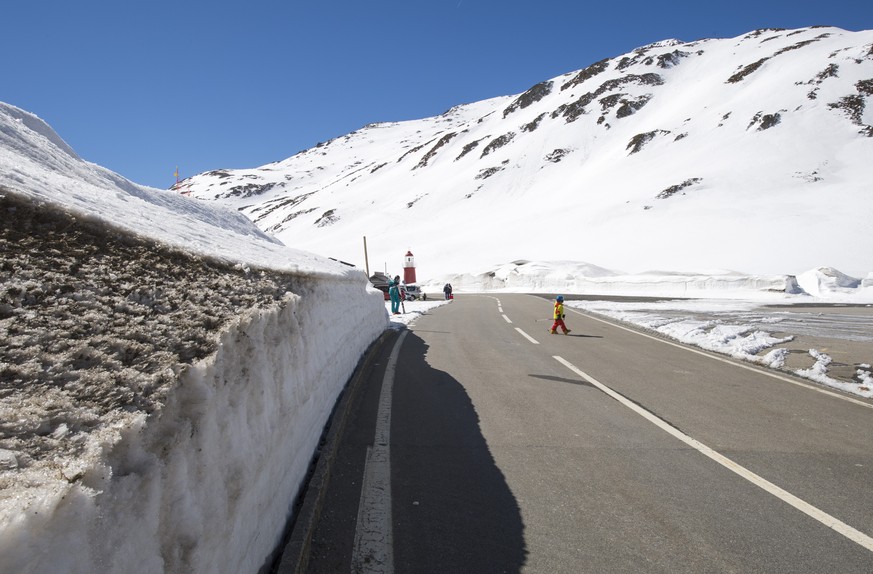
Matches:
[363,236,370,278]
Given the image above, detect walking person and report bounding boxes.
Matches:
[389,276,402,314]
[550,295,571,335]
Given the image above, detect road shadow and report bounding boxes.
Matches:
[391,332,528,573]
[528,373,595,389]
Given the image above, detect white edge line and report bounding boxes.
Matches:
[515,327,540,345]
[553,354,873,553]
[568,307,873,410]
[352,330,408,573]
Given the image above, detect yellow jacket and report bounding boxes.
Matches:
[554,302,564,319]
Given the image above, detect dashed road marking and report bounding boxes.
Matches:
[515,327,540,345]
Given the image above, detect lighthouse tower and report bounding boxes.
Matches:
[403,251,417,284]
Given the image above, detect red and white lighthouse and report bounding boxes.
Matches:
[403,251,417,284]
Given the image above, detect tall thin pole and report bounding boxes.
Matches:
[363,236,370,277]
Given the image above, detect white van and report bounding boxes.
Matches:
[403,284,422,301]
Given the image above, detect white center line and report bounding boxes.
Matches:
[515,327,540,345]
[553,355,873,554]
[352,330,408,573]
[502,314,513,324]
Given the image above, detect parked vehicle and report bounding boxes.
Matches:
[403,284,422,301]
[368,272,392,301]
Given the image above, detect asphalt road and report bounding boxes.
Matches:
[302,293,873,573]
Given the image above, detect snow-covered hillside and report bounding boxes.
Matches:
[0,103,387,572]
[182,26,873,284]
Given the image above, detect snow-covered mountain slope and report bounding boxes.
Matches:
[182,27,873,280]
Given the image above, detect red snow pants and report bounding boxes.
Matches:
[550,318,568,334]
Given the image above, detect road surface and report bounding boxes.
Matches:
[299,293,873,573]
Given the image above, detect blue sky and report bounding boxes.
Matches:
[4,0,872,188]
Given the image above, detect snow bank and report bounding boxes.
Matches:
[0,102,389,573]
[1,279,385,574]
[862,273,873,300]
[0,102,336,278]
[425,260,810,299]
[419,260,873,303]
[796,267,862,298]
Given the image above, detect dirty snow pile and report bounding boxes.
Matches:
[0,102,387,573]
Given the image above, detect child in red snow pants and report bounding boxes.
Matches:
[550,295,570,334]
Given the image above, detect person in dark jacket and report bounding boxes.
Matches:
[443,283,453,300]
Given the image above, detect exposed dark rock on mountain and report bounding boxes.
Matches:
[481,132,515,158]
[657,178,703,199]
[504,81,553,117]
[521,113,546,133]
[748,112,783,131]
[560,58,610,91]
[416,132,458,168]
[544,149,571,163]
[627,130,671,154]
